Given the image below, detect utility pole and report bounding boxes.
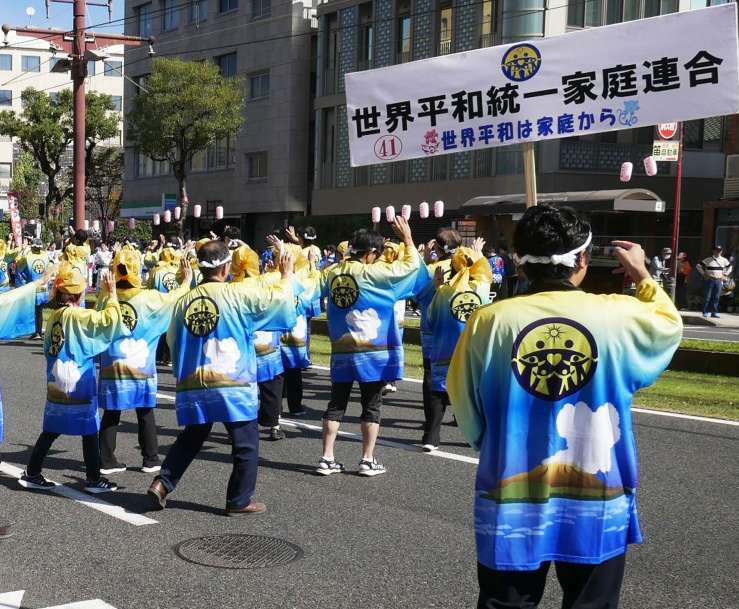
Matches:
[669,122,685,302]
[2,1,150,230]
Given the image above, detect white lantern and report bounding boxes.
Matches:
[193,204,202,218]
[163,210,172,223]
[434,200,444,218]
[128,218,136,230]
[215,206,224,220]
[107,220,115,233]
[153,214,160,226]
[385,205,395,223]
[419,201,429,218]
[371,206,381,224]
[92,219,100,232]
[619,162,633,183]
[84,219,90,231]
[401,204,411,220]
[644,156,658,177]
[174,206,182,220]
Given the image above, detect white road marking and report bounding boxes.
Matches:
[0,463,158,527]
[632,407,739,426]
[0,592,118,609]
[0,590,25,609]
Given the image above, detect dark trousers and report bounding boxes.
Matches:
[27,431,101,481]
[156,335,171,364]
[422,357,432,422]
[422,390,450,447]
[323,381,384,423]
[100,408,159,468]
[703,278,723,314]
[158,419,259,509]
[477,553,626,609]
[34,304,43,335]
[283,368,304,413]
[258,374,284,428]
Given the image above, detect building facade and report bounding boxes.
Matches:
[122,0,316,243]
[0,29,124,213]
[312,0,736,258]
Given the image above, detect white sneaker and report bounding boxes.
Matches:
[421,444,439,452]
[141,464,161,474]
[381,383,398,396]
[315,458,345,476]
[358,458,386,477]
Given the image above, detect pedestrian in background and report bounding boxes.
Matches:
[676,252,692,310]
[698,245,732,318]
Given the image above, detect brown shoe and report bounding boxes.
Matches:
[224,501,267,516]
[147,479,168,510]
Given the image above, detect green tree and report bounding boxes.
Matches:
[0,88,120,224]
[87,147,123,241]
[9,151,44,220]
[126,57,244,231]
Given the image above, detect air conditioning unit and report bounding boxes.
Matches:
[723,154,739,199]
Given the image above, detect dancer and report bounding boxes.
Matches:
[147,240,296,514]
[97,250,192,475]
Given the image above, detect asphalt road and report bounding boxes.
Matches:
[682,324,739,342]
[0,341,737,609]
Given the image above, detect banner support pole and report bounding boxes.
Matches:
[523,142,537,208]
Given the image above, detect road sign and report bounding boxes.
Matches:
[653,122,681,161]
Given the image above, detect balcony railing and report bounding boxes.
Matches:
[479,32,494,48]
[439,39,452,55]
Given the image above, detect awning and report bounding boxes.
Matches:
[461,189,666,215]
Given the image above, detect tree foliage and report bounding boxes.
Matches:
[126,57,245,230]
[0,88,119,222]
[87,146,123,241]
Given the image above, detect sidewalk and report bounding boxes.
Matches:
[680,310,739,329]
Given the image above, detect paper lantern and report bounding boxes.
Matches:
[419,201,429,218]
[385,205,395,223]
[193,204,202,218]
[84,219,90,231]
[371,206,381,224]
[163,210,171,223]
[644,156,658,177]
[92,219,100,232]
[107,220,115,233]
[215,206,224,220]
[128,218,136,230]
[401,204,411,220]
[434,200,444,218]
[153,214,160,226]
[619,162,633,183]
[174,206,182,220]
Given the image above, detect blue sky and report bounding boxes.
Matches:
[1,0,124,32]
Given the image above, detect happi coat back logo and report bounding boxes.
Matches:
[501,43,542,82]
[511,317,598,400]
[48,321,65,357]
[330,274,359,309]
[450,291,483,322]
[119,302,138,332]
[32,258,47,275]
[184,296,220,337]
[162,272,179,292]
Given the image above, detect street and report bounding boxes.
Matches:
[0,341,737,609]
[682,325,739,342]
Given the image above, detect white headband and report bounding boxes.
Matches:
[198,253,232,269]
[303,234,317,241]
[514,233,592,268]
[349,246,377,255]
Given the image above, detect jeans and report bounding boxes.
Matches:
[27,431,101,481]
[258,374,284,428]
[99,408,159,468]
[158,419,259,510]
[477,553,626,609]
[703,278,723,314]
[283,368,304,413]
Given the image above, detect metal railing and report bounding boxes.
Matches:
[479,32,494,48]
[439,39,452,55]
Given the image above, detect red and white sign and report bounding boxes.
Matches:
[7,192,22,245]
[657,123,679,140]
[653,122,681,161]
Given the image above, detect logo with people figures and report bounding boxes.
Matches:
[162,273,179,293]
[330,274,359,309]
[501,43,542,82]
[48,321,65,357]
[511,318,598,400]
[120,302,139,332]
[450,291,483,322]
[184,296,220,337]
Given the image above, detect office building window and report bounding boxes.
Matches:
[190,0,208,22]
[252,0,271,19]
[133,74,150,97]
[0,163,11,179]
[162,0,179,31]
[0,54,11,71]
[397,0,412,62]
[137,3,153,36]
[216,52,237,78]
[569,0,680,26]
[191,137,231,171]
[112,96,123,112]
[0,90,11,106]
[439,3,453,55]
[22,55,41,72]
[248,70,270,99]
[220,0,239,12]
[691,0,733,7]
[246,152,268,180]
[358,3,373,67]
[480,0,494,47]
[104,60,123,76]
[88,60,97,76]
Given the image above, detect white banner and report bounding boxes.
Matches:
[346,4,739,167]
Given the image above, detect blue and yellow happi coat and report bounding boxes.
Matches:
[167,278,295,426]
[97,283,189,410]
[448,279,682,570]
[320,245,420,383]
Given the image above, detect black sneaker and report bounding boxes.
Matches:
[141,463,161,474]
[315,457,345,476]
[99,463,127,475]
[18,471,56,490]
[289,408,307,417]
[269,427,285,441]
[85,477,118,494]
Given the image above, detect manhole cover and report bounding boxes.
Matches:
[175,534,303,569]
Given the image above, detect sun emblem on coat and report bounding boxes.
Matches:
[48,321,65,357]
[120,302,138,332]
[162,272,178,292]
[511,318,598,400]
[450,291,482,322]
[330,274,359,309]
[184,296,220,337]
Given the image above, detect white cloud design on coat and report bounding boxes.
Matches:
[51,360,81,395]
[345,308,381,342]
[544,402,621,474]
[119,338,149,369]
[254,331,273,348]
[394,299,406,320]
[203,338,240,374]
[292,315,307,340]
